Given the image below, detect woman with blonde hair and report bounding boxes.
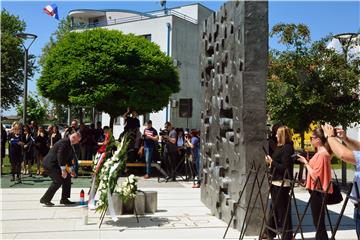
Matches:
[8,123,24,182]
[263,126,294,240]
[297,127,332,240]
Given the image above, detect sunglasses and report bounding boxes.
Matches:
[310,136,318,140]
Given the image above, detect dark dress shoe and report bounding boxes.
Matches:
[40,199,54,206]
[60,199,75,205]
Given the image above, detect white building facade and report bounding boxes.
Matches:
[68,4,213,138]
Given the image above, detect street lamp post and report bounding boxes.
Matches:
[334,32,359,62]
[333,32,359,185]
[16,33,37,125]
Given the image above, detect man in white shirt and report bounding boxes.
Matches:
[322,124,360,238]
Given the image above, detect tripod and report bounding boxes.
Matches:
[164,150,184,182]
[170,150,196,182]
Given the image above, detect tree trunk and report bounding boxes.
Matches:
[300,131,305,150]
[341,126,347,185]
[92,107,95,124]
[109,115,115,130]
[79,108,84,124]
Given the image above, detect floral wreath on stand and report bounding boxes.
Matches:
[93,132,139,220]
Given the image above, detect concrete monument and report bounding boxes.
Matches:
[200,0,268,235]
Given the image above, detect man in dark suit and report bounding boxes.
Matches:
[40,132,81,206]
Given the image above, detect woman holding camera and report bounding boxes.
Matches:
[297,127,332,240]
[264,126,294,240]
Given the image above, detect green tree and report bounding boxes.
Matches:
[1,9,36,110]
[38,28,179,128]
[268,23,360,147]
[16,95,48,124]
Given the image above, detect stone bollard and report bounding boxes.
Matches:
[82,206,88,225]
[144,191,157,213]
[134,191,145,215]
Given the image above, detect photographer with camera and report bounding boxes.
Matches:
[297,127,333,240]
[263,126,294,240]
[160,122,177,181]
[143,120,159,179]
[322,124,360,238]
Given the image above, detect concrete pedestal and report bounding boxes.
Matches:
[109,191,157,215]
[134,191,145,215]
[144,191,158,214]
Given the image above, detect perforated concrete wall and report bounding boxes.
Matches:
[200,0,268,235]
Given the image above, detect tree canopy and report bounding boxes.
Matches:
[16,94,48,124]
[268,23,360,146]
[38,28,179,126]
[1,9,36,110]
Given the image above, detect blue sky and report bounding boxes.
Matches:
[2,1,359,115]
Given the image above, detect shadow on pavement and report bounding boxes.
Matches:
[291,198,355,235]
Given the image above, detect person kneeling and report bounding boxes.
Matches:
[40,132,81,206]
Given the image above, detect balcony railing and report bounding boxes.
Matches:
[71,9,198,30]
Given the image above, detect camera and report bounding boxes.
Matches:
[291,149,307,163]
[159,129,169,136]
[332,128,338,137]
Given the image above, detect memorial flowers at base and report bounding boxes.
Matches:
[114,174,138,203]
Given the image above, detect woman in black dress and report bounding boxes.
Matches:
[9,124,24,182]
[22,125,34,176]
[49,125,61,149]
[263,126,294,240]
[34,126,48,175]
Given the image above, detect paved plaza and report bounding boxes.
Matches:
[0,176,358,240]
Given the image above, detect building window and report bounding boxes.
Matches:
[142,34,151,41]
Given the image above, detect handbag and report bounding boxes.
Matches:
[326,170,343,205]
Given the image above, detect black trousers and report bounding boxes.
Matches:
[267,185,293,240]
[10,154,22,176]
[164,151,177,178]
[41,168,71,202]
[309,190,329,240]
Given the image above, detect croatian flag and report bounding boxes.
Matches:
[43,4,59,20]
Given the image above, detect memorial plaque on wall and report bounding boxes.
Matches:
[199,0,268,235]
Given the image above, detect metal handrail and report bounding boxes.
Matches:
[71,9,197,30]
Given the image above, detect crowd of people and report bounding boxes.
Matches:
[120,108,201,188]
[1,111,202,188]
[0,119,105,182]
[263,124,360,240]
